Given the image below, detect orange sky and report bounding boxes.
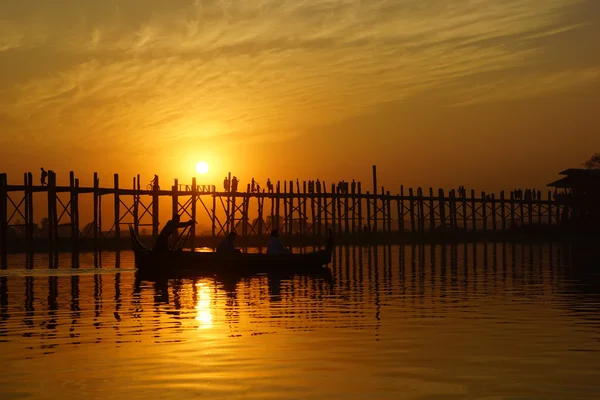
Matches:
[1,0,600,193]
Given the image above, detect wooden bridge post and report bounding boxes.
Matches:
[528,194,533,226]
[461,189,468,233]
[399,185,405,233]
[258,195,264,236]
[133,176,139,235]
[470,190,477,232]
[481,192,488,233]
[28,172,34,253]
[330,183,337,235]
[152,175,160,237]
[451,190,458,230]
[290,180,295,234]
[417,187,425,233]
[191,177,197,248]
[70,172,80,254]
[310,184,317,237]
[357,183,363,234]
[386,191,392,233]
[350,185,356,234]
[0,173,7,269]
[113,174,120,250]
[344,187,350,234]
[519,193,525,227]
[316,183,322,237]
[275,181,281,230]
[93,173,99,251]
[303,181,308,235]
[242,194,249,237]
[225,173,231,233]
[510,191,516,228]
[428,188,435,231]
[283,181,289,235]
[24,173,33,253]
[365,190,371,233]
[438,188,446,229]
[372,165,378,233]
[171,179,178,244]
[211,193,216,237]
[72,178,80,265]
[337,188,343,235]
[500,191,506,231]
[491,193,497,232]
[537,195,542,225]
[230,191,238,233]
[450,190,455,229]
[396,194,401,233]
[47,171,57,253]
[408,188,415,233]
[269,187,275,234]
[98,184,103,246]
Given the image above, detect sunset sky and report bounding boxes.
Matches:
[1,0,599,192]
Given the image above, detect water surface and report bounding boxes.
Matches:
[1,244,600,399]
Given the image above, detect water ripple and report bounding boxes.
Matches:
[1,243,599,399]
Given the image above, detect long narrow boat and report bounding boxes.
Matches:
[130,226,334,277]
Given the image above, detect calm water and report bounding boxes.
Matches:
[1,244,600,399]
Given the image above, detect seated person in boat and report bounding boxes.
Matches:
[267,229,292,255]
[153,214,194,252]
[216,232,241,254]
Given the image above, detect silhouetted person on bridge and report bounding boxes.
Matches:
[224,176,230,192]
[40,168,48,186]
[231,176,239,192]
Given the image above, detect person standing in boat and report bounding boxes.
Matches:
[267,229,292,255]
[153,214,194,252]
[216,232,241,254]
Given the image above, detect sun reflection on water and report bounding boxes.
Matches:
[195,282,213,329]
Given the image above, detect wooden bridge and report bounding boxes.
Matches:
[0,166,564,268]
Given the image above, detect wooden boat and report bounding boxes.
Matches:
[130,226,334,277]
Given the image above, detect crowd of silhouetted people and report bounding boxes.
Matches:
[36,170,556,207]
[512,189,542,200]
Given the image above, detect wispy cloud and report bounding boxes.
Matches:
[0,0,595,152]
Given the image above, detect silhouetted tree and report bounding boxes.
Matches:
[583,153,600,169]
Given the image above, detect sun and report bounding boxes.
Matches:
[196,161,209,175]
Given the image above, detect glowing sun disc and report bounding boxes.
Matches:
[196,161,209,174]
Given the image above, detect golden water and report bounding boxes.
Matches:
[1,244,599,399]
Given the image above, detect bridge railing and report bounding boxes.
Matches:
[178,184,216,193]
